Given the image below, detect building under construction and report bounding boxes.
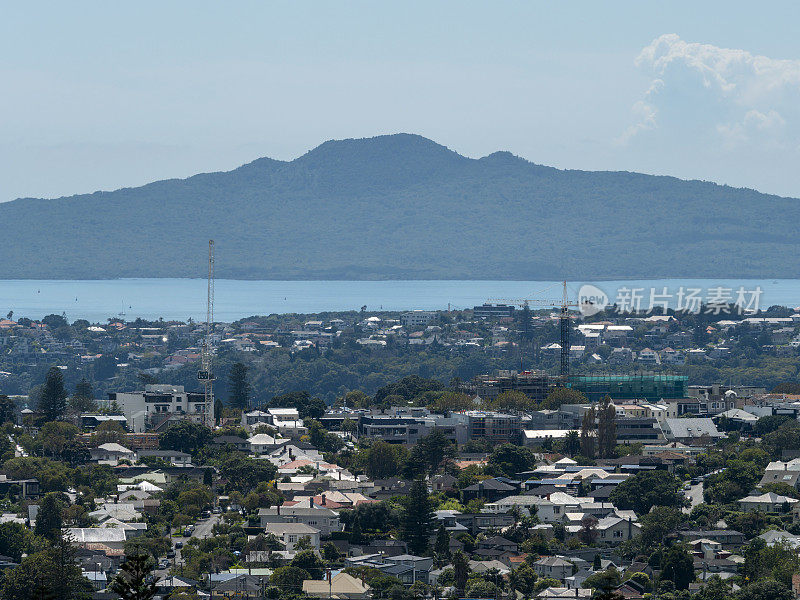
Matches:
[468,370,688,403]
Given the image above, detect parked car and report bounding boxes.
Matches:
[174,541,183,549]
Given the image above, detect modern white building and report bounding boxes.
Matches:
[400,311,436,328]
[108,384,213,433]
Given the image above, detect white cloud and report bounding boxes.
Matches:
[622,34,800,146]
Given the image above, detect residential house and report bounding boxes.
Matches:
[759,459,800,490]
[533,557,574,582]
[303,573,370,599]
[662,418,724,444]
[738,492,799,513]
[66,528,128,550]
[263,522,321,552]
[136,450,192,467]
[258,507,342,536]
[90,443,136,465]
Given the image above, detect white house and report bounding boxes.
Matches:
[263,522,321,551]
[738,492,799,513]
[90,443,135,465]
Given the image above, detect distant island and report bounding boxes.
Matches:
[2,133,799,280]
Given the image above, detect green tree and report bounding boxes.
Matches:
[2,535,93,600]
[0,522,31,562]
[93,354,119,381]
[38,367,67,422]
[291,549,324,579]
[754,415,794,436]
[736,579,793,600]
[452,550,469,596]
[694,575,731,600]
[228,362,251,409]
[609,470,683,515]
[580,406,596,458]
[466,579,497,598]
[703,459,762,504]
[627,572,651,592]
[542,387,587,410]
[218,454,277,494]
[487,443,536,477]
[509,562,538,596]
[270,565,310,594]
[430,391,474,412]
[564,430,580,457]
[159,421,212,456]
[73,378,93,400]
[35,492,64,540]
[579,515,598,545]
[0,394,16,424]
[110,553,157,600]
[584,569,621,590]
[639,506,683,549]
[363,441,406,479]
[402,479,434,555]
[405,429,455,476]
[762,421,800,459]
[493,390,536,412]
[597,395,616,458]
[434,523,450,559]
[660,545,694,590]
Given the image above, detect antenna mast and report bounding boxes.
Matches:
[198,240,215,425]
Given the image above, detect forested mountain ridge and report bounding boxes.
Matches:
[2,133,798,279]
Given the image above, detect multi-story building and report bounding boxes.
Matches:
[400,311,437,328]
[108,384,212,433]
[358,412,467,444]
[473,304,516,319]
[458,410,522,444]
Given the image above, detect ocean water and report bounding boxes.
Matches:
[0,278,796,323]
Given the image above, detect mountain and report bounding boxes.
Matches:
[2,133,800,280]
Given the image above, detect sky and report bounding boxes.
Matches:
[3,1,800,201]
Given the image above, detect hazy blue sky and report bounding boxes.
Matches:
[4,1,800,201]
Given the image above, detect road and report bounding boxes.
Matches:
[154,515,220,581]
[683,482,704,513]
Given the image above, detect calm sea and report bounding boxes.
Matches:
[0,279,797,323]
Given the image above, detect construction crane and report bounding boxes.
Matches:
[198,240,215,425]
[488,281,581,381]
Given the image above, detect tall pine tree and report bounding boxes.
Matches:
[597,395,617,458]
[580,406,596,458]
[228,362,251,410]
[38,367,67,422]
[402,478,434,555]
[434,523,451,560]
[110,552,157,600]
[34,493,63,541]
